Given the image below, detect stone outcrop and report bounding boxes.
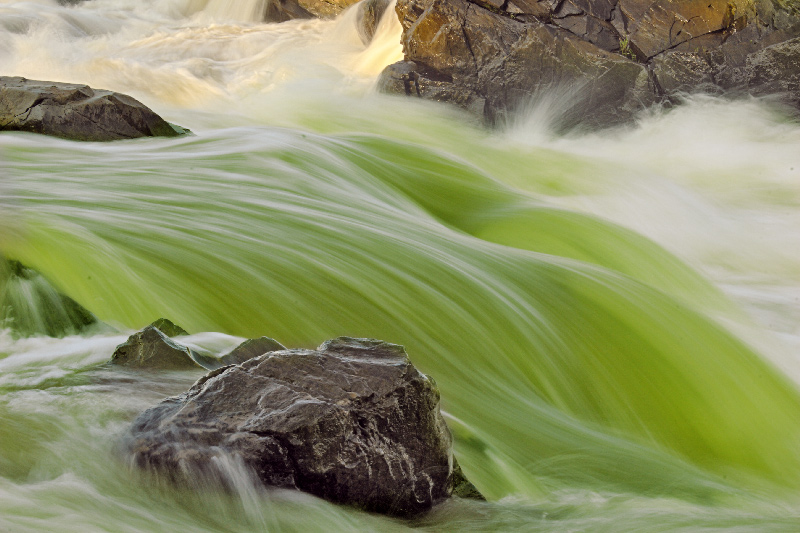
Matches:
[378,0,800,126]
[125,337,482,516]
[0,77,186,141]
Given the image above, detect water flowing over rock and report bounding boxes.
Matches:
[357,0,394,43]
[265,0,362,22]
[0,258,98,338]
[124,337,482,517]
[110,321,288,371]
[0,77,186,141]
[378,0,800,126]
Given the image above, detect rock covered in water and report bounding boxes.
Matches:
[0,77,186,141]
[357,0,393,44]
[264,0,362,22]
[125,337,482,516]
[0,258,98,337]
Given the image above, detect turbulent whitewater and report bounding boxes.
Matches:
[2,0,800,531]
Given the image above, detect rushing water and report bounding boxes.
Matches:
[2,0,800,530]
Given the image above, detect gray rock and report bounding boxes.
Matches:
[125,337,482,516]
[111,326,200,370]
[0,77,184,141]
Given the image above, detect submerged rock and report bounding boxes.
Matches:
[125,337,482,516]
[264,0,362,22]
[0,258,98,337]
[357,0,393,44]
[378,0,800,127]
[0,77,185,141]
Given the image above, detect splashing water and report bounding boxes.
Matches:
[2,1,800,531]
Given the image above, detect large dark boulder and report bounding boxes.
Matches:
[125,337,481,516]
[0,77,185,141]
[378,0,800,126]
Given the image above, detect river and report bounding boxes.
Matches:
[2,0,800,530]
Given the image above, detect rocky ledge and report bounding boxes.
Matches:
[377,0,800,128]
[0,77,186,141]
[121,332,481,516]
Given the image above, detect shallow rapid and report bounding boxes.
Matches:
[2,1,800,531]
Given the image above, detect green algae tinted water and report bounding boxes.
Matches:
[2,1,800,531]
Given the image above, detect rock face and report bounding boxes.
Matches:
[378,0,800,126]
[125,337,481,516]
[0,77,185,141]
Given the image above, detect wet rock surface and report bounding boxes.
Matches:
[111,325,200,370]
[379,0,800,127]
[0,77,185,141]
[125,337,481,516]
[109,321,287,371]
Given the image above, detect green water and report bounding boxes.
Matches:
[2,0,800,530]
